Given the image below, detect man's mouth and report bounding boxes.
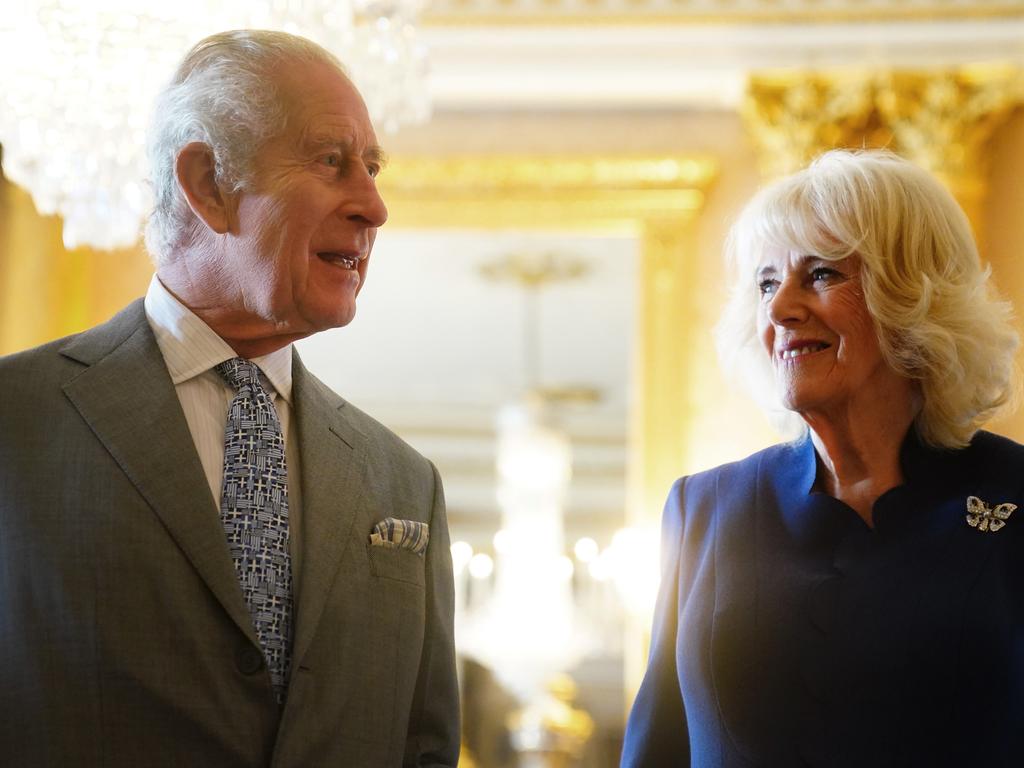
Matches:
[317,251,360,270]
[780,342,830,360]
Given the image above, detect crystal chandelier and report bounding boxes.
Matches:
[0,1,429,250]
[455,252,662,714]
[459,393,581,703]
[456,252,593,704]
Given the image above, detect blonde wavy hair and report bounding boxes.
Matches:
[716,149,1019,448]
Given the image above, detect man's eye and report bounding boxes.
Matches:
[321,153,342,168]
[367,164,381,178]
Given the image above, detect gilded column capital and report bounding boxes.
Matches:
[743,65,1022,234]
[742,71,877,179]
[875,65,1020,225]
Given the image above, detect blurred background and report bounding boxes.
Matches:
[4,1,1024,765]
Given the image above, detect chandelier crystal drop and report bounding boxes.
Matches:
[0,1,430,250]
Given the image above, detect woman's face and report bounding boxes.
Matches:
[755,249,903,419]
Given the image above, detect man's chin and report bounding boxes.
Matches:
[302,305,358,333]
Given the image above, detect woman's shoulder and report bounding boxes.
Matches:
[928,430,1024,490]
[954,430,1024,504]
[966,429,1024,465]
[680,440,806,496]
[665,440,806,534]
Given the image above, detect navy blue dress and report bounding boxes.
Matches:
[621,430,1024,767]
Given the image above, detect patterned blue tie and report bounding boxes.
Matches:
[215,357,292,703]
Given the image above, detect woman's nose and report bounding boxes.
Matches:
[766,277,808,326]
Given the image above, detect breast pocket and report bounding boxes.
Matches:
[366,544,426,588]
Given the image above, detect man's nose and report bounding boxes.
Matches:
[347,173,388,228]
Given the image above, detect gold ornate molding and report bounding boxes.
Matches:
[876,65,1021,225]
[742,65,1023,234]
[742,72,879,180]
[379,155,715,233]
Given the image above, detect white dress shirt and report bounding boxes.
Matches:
[143,274,303,584]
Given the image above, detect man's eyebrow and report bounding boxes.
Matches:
[365,146,388,168]
[303,135,387,167]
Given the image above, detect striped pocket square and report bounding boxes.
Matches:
[369,518,430,555]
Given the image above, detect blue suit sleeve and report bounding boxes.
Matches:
[620,478,691,767]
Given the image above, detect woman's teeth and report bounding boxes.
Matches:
[781,344,827,360]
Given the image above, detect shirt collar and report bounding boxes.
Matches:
[144,274,293,403]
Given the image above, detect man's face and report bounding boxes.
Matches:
[223,61,388,337]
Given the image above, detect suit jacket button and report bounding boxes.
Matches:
[235,646,265,676]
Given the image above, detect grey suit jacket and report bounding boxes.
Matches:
[0,300,460,767]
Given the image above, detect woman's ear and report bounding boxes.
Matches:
[174,142,235,234]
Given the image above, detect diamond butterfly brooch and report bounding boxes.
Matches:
[965,496,1016,533]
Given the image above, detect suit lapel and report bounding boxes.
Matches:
[60,302,257,645]
[290,352,367,667]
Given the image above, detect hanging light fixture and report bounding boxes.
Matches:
[0,0,430,250]
[458,252,599,704]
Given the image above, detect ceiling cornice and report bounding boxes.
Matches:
[421,16,1024,110]
[423,0,1024,27]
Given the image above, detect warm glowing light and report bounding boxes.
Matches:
[450,541,473,576]
[493,529,512,554]
[588,552,612,582]
[607,525,661,618]
[555,555,575,582]
[573,537,599,563]
[458,395,580,703]
[468,553,494,580]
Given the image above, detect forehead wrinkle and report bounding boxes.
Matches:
[296,126,346,153]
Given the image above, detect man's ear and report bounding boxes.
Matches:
[175,142,235,234]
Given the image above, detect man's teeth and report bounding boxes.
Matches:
[319,252,358,269]
[782,344,826,360]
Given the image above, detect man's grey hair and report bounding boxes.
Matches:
[145,29,347,264]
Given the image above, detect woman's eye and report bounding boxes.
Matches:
[810,267,838,282]
[758,279,777,297]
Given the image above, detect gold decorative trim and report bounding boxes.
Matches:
[741,64,1023,233]
[378,154,717,233]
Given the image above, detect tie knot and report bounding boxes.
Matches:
[215,357,264,393]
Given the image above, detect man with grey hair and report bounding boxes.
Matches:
[0,29,459,767]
